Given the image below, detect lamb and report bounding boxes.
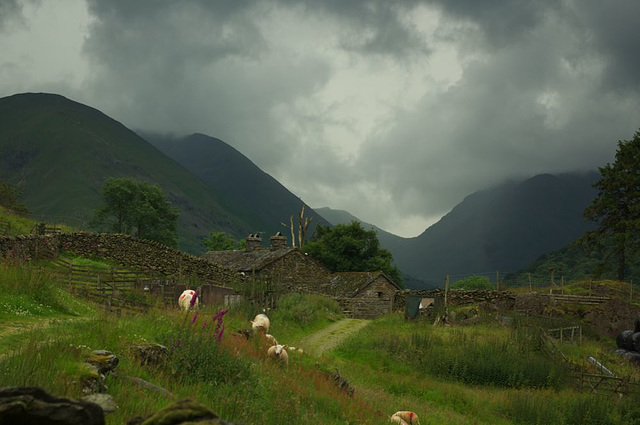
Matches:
[251,313,270,334]
[390,411,420,425]
[267,343,289,366]
[178,289,199,311]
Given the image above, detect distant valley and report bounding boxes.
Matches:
[0,92,601,289]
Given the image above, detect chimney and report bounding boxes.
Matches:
[245,233,262,252]
[270,232,287,251]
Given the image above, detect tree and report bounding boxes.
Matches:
[203,232,245,251]
[0,182,29,216]
[451,275,494,290]
[90,177,179,247]
[303,221,404,286]
[580,130,640,280]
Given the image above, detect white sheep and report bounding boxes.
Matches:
[267,343,289,366]
[265,333,278,345]
[390,411,420,425]
[251,313,270,334]
[178,289,199,311]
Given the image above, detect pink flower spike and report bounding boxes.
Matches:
[201,321,208,330]
[191,311,199,324]
[189,291,198,307]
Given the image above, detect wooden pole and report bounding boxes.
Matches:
[444,275,450,317]
[496,271,500,291]
[631,280,633,301]
[529,273,532,293]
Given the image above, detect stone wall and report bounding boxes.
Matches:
[394,288,516,311]
[0,233,235,286]
[337,276,396,319]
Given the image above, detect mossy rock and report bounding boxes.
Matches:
[126,399,240,425]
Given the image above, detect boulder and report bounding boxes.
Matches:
[85,350,119,375]
[0,386,105,425]
[125,399,240,425]
[81,394,117,415]
[131,343,169,366]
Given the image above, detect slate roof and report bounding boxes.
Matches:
[327,271,402,297]
[201,247,298,272]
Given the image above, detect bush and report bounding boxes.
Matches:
[451,275,494,290]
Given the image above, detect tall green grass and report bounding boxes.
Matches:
[0,263,93,320]
[335,314,569,390]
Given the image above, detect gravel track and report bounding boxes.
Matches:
[298,318,370,356]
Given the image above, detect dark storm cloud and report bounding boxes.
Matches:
[356,0,640,218]
[13,0,635,234]
[0,0,31,31]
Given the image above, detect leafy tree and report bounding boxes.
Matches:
[0,182,29,216]
[580,130,640,280]
[451,275,494,290]
[90,177,179,247]
[204,232,245,251]
[303,221,403,286]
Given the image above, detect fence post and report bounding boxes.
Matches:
[496,271,500,291]
[68,258,73,291]
[444,275,450,316]
[631,280,633,301]
[529,273,532,293]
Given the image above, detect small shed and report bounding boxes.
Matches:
[327,271,402,319]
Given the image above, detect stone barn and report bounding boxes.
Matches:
[201,233,332,304]
[327,271,402,319]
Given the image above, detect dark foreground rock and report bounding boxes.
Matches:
[0,386,105,425]
[126,399,242,425]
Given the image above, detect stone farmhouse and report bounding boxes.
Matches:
[201,233,401,318]
[325,271,402,319]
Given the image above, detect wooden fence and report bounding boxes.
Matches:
[540,326,640,396]
[549,294,610,305]
[50,257,240,313]
[31,222,61,235]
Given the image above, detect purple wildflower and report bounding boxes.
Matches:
[201,321,208,330]
[191,311,199,324]
[189,291,198,308]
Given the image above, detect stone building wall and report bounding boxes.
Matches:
[337,276,397,319]
[259,250,331,293]
[0,233,235,286]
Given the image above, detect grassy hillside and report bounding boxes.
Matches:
[0,93,251,254]
[145,132,331,241]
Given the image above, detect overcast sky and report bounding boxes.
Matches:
[1,0,639,237]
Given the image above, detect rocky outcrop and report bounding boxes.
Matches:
[0,386,105,425]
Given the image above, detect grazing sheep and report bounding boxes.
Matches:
[178,289,199,311]
[390,411,420,425]
[265,334,278,345]
[251,313,270,334]
[267,344,289,366]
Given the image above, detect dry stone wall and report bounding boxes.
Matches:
[394,288,516,311]
[0,233,235,286]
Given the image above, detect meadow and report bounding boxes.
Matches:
[2,259,640,425]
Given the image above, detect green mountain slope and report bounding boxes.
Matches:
[144,132,331,239]
[0,92,250,253]
[318,173,600,288]
[397,172,600,286]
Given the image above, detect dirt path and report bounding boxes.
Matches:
[297,318,370,356]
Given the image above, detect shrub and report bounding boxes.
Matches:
[451,275,494,290]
